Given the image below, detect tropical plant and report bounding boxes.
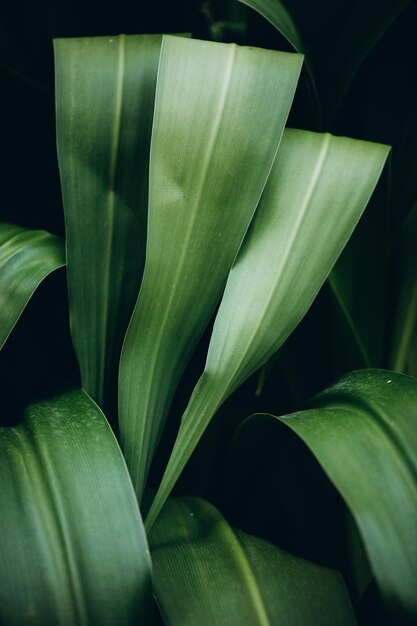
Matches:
[1,2,416,625]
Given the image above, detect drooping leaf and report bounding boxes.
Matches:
[149,497,356,626]
[239,0,321,124]
[248,369,417,623]
[0,389,152,625]
[118,35,302,500]
[146,128,389,529]
[54,34,162,414]
[0,222,65,350]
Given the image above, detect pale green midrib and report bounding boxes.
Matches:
[15,427,89,625]
[391,279,417,372]
[165,499,271,625]
[145,380,224,530]
[329,275,373,368]
[124,43,237,496]
[217,516,271,625]
[213,133,333,398]
[99,34,126,405]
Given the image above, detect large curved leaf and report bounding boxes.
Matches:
[118,35,302,500]
[55,34,162,413]
[146,128,389,529]
[0,389,152,625]
[0,222,65,350]
[149,497,356,626]
[251,369,417,623]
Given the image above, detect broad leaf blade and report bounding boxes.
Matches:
[146,128,389,528]
[119,35,302,500]
[55,34,162,413]
[0,389,152,625]
[149,497,356,626]
[0,222,65,350]
[265,369,417,623]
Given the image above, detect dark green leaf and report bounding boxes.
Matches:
[255,369,417,622]
[118,35,302,500]
[55,34,162,413]
[0,389,152,625]
[149,497,356,626]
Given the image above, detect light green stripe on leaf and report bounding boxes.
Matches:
[118,35,302,501]
[251,369,417,622]
[146,128,389,529]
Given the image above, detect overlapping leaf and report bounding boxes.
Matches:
[244,369,417,623]
[149,497,356,625]
[118,35,302,500]
[55,34,162,413]
[146,128,389,529]
[0,389,152,625]
[0,222,65,350]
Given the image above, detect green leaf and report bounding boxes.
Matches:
[54,34,162,413]
[255,369,417,622]
[328,168,391,370]
[146,128,389,529]
[0,389,152,625]
[0,222,65,350]
[118,35,302,500]
[149,497,357,626]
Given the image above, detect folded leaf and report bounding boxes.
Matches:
[149,497,356,626]
[118,35,302,500]
[146,128,389,529]
[55,34,162,413]
[0,222,65,350]
[251,369,417,623]
[0,389,152,625]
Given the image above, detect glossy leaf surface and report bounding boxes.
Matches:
[241,0,410,121]
[118,35,302,500]
[0,389,152,625]
[149,497,356,626]
[146,128,389,529]
[258,369,417,622]
[0,222,65,350]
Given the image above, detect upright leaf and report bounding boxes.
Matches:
[55,34,162,413]
[146,128,389,528]
[0,389,152,625]
[149,497,356,626]
[118,35,302,500]
[0,222,65,350]
[248,369,417,623]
